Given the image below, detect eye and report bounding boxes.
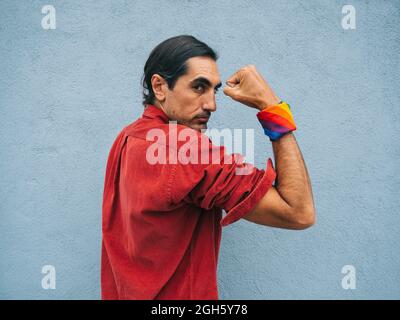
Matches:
[193,84,219,94]
[194,84,205,93]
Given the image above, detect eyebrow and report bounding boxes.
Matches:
[191,77,222,90]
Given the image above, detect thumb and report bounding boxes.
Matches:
[225,76,240,88]
[225,70,241,87]
[223,84,237,98]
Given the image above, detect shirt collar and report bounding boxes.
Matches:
[142,104,170,123]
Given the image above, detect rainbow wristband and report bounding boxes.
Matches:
[256,101,297,141]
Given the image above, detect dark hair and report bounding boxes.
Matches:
[141,35,218,107]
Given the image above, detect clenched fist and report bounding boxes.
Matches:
[223,65,281,111]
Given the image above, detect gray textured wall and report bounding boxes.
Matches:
[0,0,399,299]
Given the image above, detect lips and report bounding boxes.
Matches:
[196,117,209,123]
[196,113,210,121]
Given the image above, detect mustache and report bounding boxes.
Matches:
[195,112,211,118]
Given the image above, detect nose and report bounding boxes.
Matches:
[202,95,217,113]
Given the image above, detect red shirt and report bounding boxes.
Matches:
[101,105,276,300]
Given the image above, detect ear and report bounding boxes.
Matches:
[151,74,168,102]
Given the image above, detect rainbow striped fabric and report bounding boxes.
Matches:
[256,101,297,141]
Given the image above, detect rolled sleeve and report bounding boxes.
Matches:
[220,157,276,227]
[170,135,277,227]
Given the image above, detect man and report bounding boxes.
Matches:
[101,35,315,300]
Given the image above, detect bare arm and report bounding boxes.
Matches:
[223,65,316,229]
[243,132,316,229]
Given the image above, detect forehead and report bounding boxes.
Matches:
[183,56,220,84]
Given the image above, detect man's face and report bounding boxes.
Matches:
[154,56,222,132]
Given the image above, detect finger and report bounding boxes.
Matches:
[223,85,237,98]
[225,71,242,87]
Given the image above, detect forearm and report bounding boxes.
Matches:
[271,132,315,215]
[223,65,316,228]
